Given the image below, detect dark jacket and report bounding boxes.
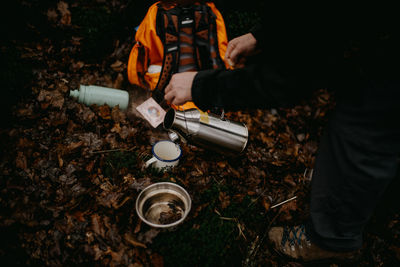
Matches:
[191,7,399,111]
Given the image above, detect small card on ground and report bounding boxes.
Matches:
[136,97,166,128]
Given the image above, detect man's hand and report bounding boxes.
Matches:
[225,33,258,67]
[164,71,197,106]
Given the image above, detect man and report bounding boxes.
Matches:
[164,7,400,262]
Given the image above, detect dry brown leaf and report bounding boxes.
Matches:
[92,244,104,261]
[217,161,227,168]
[111,123,121,134]
[71,61,85,71]
[108,249,125,264]
[112,196,131,209]
[284,175,297,187]
[105,133,119,149]
[124,233,147,248]
[91,214,106,238]
[150,253,164,267]
[134,219,142,234]
[113,73,124,89]
[219,191,230,210]
[67,141,84,152]
[228,165,241,178]
[57,153,64,168]
[278,198,298,221]
[37,89,64,109]
[15,151,27,169]
[110,60,124,72]
[85,160,95,172]
[259,132,275,147]
[111,107,126,123]
[119,126,136,139]
[47,8,58,23]
[57,1,71,25]
[98,105,111,120]
[261,197,270,212]
[72,211,86,222]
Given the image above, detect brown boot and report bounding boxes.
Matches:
[268,225,359,262]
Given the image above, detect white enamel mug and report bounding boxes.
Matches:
[145,140,182,171]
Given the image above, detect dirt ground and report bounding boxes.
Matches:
[1,1,400,266]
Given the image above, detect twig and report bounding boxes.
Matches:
[270,196,297,209]
[90,147,135,154]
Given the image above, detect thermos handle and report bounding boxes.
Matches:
[168,131,180,142]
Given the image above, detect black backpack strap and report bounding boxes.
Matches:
[207,6,225,69]
[193,4,225,70]
[153,5,181,103]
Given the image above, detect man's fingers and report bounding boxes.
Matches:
[164,82,172,94]
[229,48,239,65]
[226,41,238,62]
[226,42,234,59]
[164,90,175,104]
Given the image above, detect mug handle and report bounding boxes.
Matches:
[145,157,157,168]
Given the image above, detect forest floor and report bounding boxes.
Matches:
[1,1,400,266]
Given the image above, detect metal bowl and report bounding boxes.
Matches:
[135,182,191,228]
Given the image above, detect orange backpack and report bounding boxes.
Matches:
[127,1,229,110]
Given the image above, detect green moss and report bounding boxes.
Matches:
[152,206,240,266]
[102,150,166,182]
[102,151,139,180]
[151,184,266,266]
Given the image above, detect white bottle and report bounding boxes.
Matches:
[70,85,129,110]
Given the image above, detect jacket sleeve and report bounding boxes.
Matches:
[191,8,338,111]
[191,60,313,111]
[191,36,335,111]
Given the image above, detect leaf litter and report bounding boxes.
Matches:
[1,1,400,266]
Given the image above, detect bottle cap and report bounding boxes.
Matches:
[70,89,79,98]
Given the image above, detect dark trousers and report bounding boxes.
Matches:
[306,80,400,251]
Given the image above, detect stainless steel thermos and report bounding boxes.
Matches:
[163,108,248,154]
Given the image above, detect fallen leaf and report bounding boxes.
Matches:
[150,253,164,267]
[111,123,121,134]
[134,219,142,234]
[37,89,64,109]
[219,191,230,210]
[15,151,27,169]
[57,1,71,25]
[124,233,147,248]
[261,197,270,212]
[91,214,106,238]
[284,175,297,187]
[111,60,124,72]
[98,105,111,120]
[72,211,86,222]
[113,73,124,89]
[71,61,85,71]
[217,161,227,168]
[138,228,160,244]
[47,8,58,23]
[259,132,275,147]
[85,160,95,172]
[67,141,84,152]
